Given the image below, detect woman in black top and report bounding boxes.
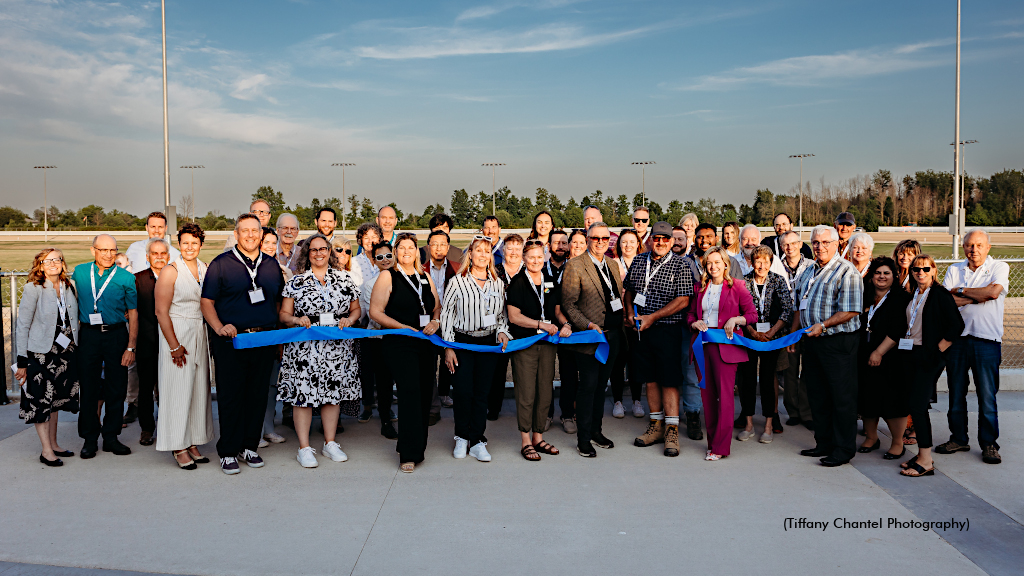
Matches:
[369,233,441,474]
[507,240,572,460]
[857,257,911,459]
[896,255,964,478]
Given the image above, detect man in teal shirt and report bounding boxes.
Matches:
[71,233,139,458]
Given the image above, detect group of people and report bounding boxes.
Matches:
[14,200,1007,477]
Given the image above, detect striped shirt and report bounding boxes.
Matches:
[793,254,863,335]
[440,273,511,342]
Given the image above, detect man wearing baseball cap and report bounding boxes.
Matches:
[624,222,694,457]
[834,212,856,260]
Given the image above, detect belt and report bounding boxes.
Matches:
[82,322,126,333]
[456,328,496,338]
[239,326,274,334]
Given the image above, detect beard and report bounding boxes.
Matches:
[693,245,707,258]
[742,245,755,259]
[550,249,568,263]
[671,244,685,254]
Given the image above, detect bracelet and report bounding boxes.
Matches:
[169,345,183,354]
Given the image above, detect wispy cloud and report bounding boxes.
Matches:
[455,0,588,22]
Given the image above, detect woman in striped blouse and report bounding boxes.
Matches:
[441,237,512,463]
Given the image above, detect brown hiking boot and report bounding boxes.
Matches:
[633,419,665,447]
[664,424,680,457]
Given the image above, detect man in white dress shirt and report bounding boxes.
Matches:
[125,211,180,274]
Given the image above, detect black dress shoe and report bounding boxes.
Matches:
[52,449,74,457]
[40,454,64,467]
[772,418,784,434]
[427,412,441,426]
[80,443,98,459]
[857,440,881,453]
[800,447,830,457]
[123,403,139,425]
[785,417,802,426]
[882,447,907,460]
[103,439,132,456]
[486,413,499,421]
[381,421,398,440]
[591,434,614,449]
[820,456,850,467]
[802,420,815,431]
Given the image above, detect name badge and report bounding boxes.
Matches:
[610,298,623,312]
[633,293,647,307]
[89,313,104,326]
[799,298,809,311]
[419,314,431,327]
[482,314,497,326]
[55,333,72,349]
[756,322,770,333]
[319,313,336,326]
[249,288,265,304]
[898,338,915,350]
[420,277,429,285]
[543,282,554,289]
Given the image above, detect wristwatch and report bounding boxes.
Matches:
[126,347,136,352]
[957,287,965,296]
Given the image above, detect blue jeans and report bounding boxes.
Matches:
[682,355,703,414]
[945,337,1001,449]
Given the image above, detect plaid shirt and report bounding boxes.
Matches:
[793,254,863,335]
[623,252,693,325]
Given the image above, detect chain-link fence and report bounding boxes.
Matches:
[3,260,1024,395]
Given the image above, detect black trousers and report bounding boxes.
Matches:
[386,336,435,464]
[77,326,129,443]
[451,334,498,445]
[436,350,453,397]
[574,330,621,446]
[553,347,579,419]
[611,328,642,403]
[361,339,394,414]
[899,346,944,449]
[209,334,274,458]
[738,349,780,418]
[488,355,510,418]
[802,332,859,461]
[136,346,158,434]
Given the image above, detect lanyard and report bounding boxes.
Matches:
[593,259,615,297]
[399,270,428,315]
[530,275,546,320]
[867,292,888,327]
[232,247,263,291]
[619,256,629,273]
[752,279,768,317]
[55,283,69,327]
[901,275,909,288]
[691,254,704,277]
[643,253,671,295]
[906,288,929,337]
[312,270,334,313]
[90,264,117,313]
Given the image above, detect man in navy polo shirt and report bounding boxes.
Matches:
[201,213,285,475]
[72,233,139,458]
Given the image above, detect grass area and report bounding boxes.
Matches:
[873,243,1024,260]
[0,240,228,273]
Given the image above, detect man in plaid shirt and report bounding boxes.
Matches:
[788,225,863,467]
[624,222,694,457]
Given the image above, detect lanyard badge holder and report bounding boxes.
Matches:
[314,272,336,326]
[533,279,548,334]
[400,271,431,327]
[753,281,770,333]
[865,292,889,341]
[233,248,265,304]
[476,278,497,327]
[595,261,622,312]
[899,289,928,350]
[54,285,72,348]
[89,264,117,325]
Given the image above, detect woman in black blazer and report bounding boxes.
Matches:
[858,257,912,459]
[896,255,964,478]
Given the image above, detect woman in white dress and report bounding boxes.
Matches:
[154,223,215,470]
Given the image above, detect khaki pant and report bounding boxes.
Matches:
[511,342,556,434]
[782,343,812,422]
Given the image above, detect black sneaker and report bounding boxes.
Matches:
[381,421,398,440]
[591,433,614,449]
[237,449,265,468]
[123,403,139,425]
[220,456,241,475]
[358,407,373,423]
[982,445,1002,464]
[577,443,597,458]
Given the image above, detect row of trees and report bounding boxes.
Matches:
[3,168,1021,232]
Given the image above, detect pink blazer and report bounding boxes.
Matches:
[687,280,759,364]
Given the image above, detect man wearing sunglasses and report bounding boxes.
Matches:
[633,207,653,253]
[560,222,623,457]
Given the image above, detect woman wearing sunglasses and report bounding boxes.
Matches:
[331,236,361,287]
[896,255,964,478]
[358,241,399,438]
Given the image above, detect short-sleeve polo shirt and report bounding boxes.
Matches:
[201,250,284,330]
[71,262,137,325]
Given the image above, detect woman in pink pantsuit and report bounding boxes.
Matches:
[688,247,758,461]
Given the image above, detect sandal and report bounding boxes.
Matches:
[173,450,197,470]
[903,424,917,446]
[900,454,920,470]
[900,461,934,477]
[521,445,541,461]
[400,462,415,473]
[187,446,210,464]
[534,440,559,455]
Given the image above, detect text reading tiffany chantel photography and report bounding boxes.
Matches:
[783,518,969,532]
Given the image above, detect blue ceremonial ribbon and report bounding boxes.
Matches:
[690,328,808,389]
[233,326,611,364]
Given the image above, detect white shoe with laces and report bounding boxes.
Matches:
[469,442,492,462]
[297,446,319,468]
[322,441,348,462]
[632,401,645,418]
[612,401,625,419]
[453,436,469,459]
[258,438,269,449]
[264,432,286,444]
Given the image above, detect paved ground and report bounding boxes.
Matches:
[0,393,1020,576]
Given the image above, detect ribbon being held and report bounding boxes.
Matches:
[233,326,611,364]
[690,328,808,388]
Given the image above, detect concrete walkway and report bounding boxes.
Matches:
[0,394,1020,576]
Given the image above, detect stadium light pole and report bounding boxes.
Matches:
[331,163,356,231]
[482,163,505,216]
[950,139,977,214]
[631,161,655,206]
[179,166,204,222]
[789,154,814,228]
[160,0,172,229]
[34,166,56,242]
[951,0,961,260]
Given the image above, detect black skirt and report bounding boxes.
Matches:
[20,319,80,424]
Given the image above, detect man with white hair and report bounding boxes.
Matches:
[275,213,302,274]
[939,229,1008,465]
[788,225,863,467]
[778,230,814,429]
[731,224,785,280]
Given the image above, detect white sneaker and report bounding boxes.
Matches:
[258,438,269,449]
[612,401,625,419]
[297,446,319,468]
[468,442,492,462]
[632,401,645,418]
[264,432,286,444]
[453,436,469,459]
[322,441,348,462]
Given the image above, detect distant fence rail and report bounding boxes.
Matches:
[4,259,1024,394]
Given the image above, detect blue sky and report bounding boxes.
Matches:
[1,0,1022,219]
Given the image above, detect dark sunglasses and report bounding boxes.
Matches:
[524,239,545,247]
[910,266,931,273]
[589,236,611,242]
[633,218,649,223]
[334,247,352,255]
[374,253,394,261]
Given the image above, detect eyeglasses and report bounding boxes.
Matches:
[310,247,331,255]
[633,218,649,224]
[252,210,271,216]
[474,235,493,242]
[910,266,931,273]
[42,257,63,265]
[811,240,835,247]
[334,247,352,255]
[374,253,394,261]
[589,236,611,243]
[278,226,298,233]
[93,248,117,254]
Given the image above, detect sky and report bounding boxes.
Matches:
[1,0,1022,220]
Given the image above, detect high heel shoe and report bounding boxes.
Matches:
[39,454,63,467]
[173,450,198,470]
[882,447,907,460]
[857,440,881,453]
